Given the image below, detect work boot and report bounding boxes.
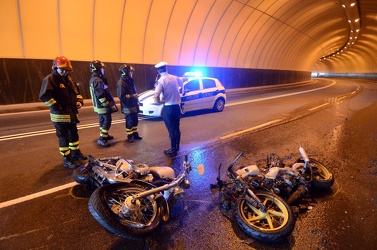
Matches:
[133,132,143,140]
[127,134,134,143]
[97,137,110,147]
[71,149,87,161]
[63,155,77,169]
[107,135,114,140]
[164,148,177,157]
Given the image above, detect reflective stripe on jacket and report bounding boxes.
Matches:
[116,77,139,114]
[39,72,83,123]
[89,73,115,114]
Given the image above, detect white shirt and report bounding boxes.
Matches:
[154,72,182,105]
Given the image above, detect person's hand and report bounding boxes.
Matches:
[76,102,82,109]
[110,104,118,112]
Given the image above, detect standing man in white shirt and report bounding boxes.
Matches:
[154,62,183,157]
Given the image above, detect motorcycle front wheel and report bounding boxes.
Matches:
[234,191,295,242]
[88,182,163,239]
[296,157,334,191]
[72,164,93,184]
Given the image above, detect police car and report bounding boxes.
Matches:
[138,72,226,117]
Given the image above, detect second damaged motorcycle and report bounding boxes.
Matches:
[88,155,204,239]
[259,146,334,205]
[210,152,295,243]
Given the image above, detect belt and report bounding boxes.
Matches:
[163,103,179,106]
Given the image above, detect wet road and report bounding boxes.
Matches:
[1,78,377,249]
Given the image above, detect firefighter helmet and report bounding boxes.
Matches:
[90,60,105,72]
[52,56,73,71]
[119,64,134,77]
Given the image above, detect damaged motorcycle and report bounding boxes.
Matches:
[256,146,334,205]
[88,154,204,239]
[210,152,295,242]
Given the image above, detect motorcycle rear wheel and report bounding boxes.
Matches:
[234,191,295,242]
[296,158,334,191]
[88,182,163,239]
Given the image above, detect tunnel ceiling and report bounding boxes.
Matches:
[0,0,376,73]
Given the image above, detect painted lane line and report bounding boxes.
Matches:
[308,103,329,111]
[220,119,283,140]
[0,182,78,209]
[226,81,335,107]
[0,119,127,141]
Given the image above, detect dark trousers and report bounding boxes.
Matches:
[126,113,139,130]
[162,105,181,148]
[53,122,79,156]
[99,113,112,138]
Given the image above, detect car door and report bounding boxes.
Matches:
[180,78,202,112]
[200,78,218,109]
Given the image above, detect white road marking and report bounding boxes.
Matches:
[226,81,335,107]
[0,119,126,141]
[220,119,283,140]
[308,103,329,111]
[0,182,78,209]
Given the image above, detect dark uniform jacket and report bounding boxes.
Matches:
[39,71,83,123]
[89,72,117,114]
[116,77,139,114]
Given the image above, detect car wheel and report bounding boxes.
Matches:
[213,98,225,112]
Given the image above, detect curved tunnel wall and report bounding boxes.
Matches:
[0,58,310,105]
[0,0,376,104]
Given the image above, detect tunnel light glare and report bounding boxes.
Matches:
[342,4,346,8]
[350,2,356,7]
[355,18,359,22]
[348,19,352,23]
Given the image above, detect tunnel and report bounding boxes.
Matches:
[0,0,376,105]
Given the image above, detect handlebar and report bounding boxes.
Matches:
[228,152,243,171]
[227,152,243,176]
[299,146,309,163]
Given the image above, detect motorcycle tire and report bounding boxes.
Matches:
[234,190,295,242]
[295,158,334,191]
[72,164,93,184]
[88,182,163,239]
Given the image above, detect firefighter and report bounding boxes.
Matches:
[116,64,142,143]
[89,60,118,147]
[39,56,86,169]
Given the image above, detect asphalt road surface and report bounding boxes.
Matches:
[1,78,377,250]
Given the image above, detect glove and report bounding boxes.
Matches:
[110,102,118,113]
[76,102,82,109]
[111,105,118,112]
